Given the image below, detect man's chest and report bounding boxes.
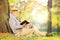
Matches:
[14,18,20,24]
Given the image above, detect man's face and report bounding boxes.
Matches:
[12,10,19,17]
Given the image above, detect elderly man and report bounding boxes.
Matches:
[9,7,23,36]
[9,7,45,37]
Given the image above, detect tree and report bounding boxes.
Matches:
[47,0,52,35]
[0,0,12,33]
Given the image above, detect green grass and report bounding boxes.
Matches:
[0,33,60,40]
[21,33,60,40]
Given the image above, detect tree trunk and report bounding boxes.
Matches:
[0,0,12,33]
[47,0,52,34]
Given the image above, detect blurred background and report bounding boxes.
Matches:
[9,0,60,33]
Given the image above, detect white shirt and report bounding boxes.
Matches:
[9,14,23,34]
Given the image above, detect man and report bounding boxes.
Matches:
[9,7,45,37]
[9,7,23,36]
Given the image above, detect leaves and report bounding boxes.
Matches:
[9,0,60,27]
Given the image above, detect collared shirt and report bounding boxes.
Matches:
[9,14,23,34]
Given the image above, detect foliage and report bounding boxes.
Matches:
[9,0,60,27]
[52,0,60,27]
[9,0,48,22]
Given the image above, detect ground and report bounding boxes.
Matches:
[0,33,60,40]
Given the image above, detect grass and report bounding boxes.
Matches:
[0,33,60,40]
[22,33,60,40]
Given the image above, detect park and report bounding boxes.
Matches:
[0,0,60,40]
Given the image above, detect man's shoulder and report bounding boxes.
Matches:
[10,14,16,20]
